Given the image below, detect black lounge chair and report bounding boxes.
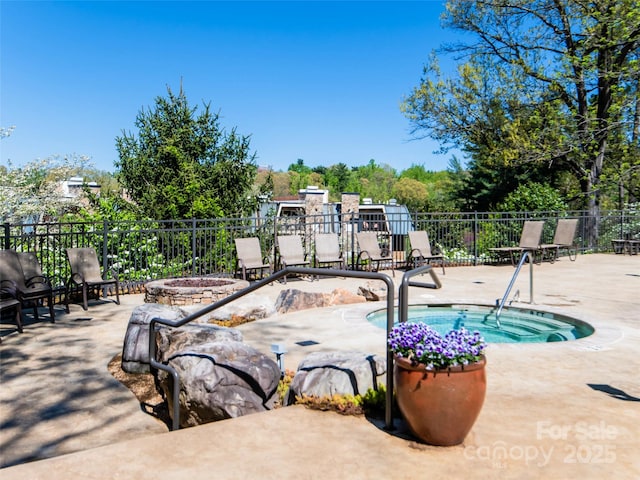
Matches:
[0,249,55,323]
[65,247,120,311]
[1,279,24,338]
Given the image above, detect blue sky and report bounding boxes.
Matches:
[1,1,464,174]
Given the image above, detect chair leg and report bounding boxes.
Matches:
[15,303,24,333]
[32,300,39,321]
[65,284,71,313]
[82,285,89,311]
[48,293,55,323]
[114,285,120,305]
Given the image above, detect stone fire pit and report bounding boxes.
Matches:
[144,277,249,306]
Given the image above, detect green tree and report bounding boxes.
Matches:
[287,158,312,175]
[115,86,257,219]
[403,0,640,240]
[399,164,458,211]
[324,162,353,200]
[392,177,429,211]
[353,159,397,203]
[497,183,569,212]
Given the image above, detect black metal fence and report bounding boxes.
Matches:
[2,209,638,291]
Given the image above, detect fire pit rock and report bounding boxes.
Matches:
[144,277,249,306]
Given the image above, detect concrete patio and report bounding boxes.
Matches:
[1,253,638,478]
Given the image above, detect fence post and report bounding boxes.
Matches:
[192,218,197,277]
[3,222,9,250]
[102,220,109,297]
[473,212,478,266]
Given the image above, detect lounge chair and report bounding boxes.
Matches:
[314,233,345,279]
[540,218,579,262]
[407,230,445,274]
[276,235,310,283]
[0,249,56,323]
[234,237,272,281]
[1,279,24,336]
[314,233,345,271]
[17,251,61,291]
[611,238,640,255]
[356,231,394,275]
[65,247,120,311]
[489,220,545,266]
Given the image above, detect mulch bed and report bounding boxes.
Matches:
[107,353,171,428]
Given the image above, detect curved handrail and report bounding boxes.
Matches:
[495,250,535,326]
[397,264,442,325]
[148,266,395,431]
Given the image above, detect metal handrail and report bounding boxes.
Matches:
[148,266,395,431]
[398,264,442,324]
[495,250,535,326]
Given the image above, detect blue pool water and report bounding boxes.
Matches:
[367,304,594,343]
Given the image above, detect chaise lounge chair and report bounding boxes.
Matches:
[356,231,394,275]
[276,235,311,283]
[65,247,120,311]
[489,220,545,266]
[0,279,24,337]
[314,233,345,271]
[234,237,272,281]
[0,249,55,323]
[407,230,445,274]
[540,218,579,262]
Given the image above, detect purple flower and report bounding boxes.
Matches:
[388,323,486,369]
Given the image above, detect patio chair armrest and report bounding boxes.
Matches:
[0,279,19,298]
[25,274,51,288]
[357,249,371,261]
[410,248,423,258]
[70,272,86,285]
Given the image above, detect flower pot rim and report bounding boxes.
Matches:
[394,354,487,373]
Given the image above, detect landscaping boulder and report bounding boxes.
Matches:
[275,288,365,314]
[275,289,326,314]
[182,293,276,326]
[327,288,367,306]
[121,303,243,374]
[155,341,281,428]
[287,351,386,405]
[357,280,388,301]
[121,303,187,374]
[156,323,243,363]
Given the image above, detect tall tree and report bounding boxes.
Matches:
[115,86,257,219]
[403,0,640,241]
[324,162,353,199]
[353,159,397,203]
[392,177,429,211]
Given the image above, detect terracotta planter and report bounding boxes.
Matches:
[394,355,486,446]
